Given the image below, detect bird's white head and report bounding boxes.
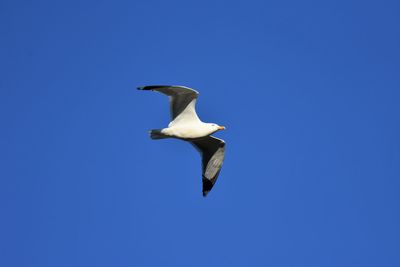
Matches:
[207,123,226,134]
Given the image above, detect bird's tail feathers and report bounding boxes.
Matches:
[149,129,169,140]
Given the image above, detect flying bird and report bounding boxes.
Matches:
[137,85,226,197]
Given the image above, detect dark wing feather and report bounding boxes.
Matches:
[137,85,199,120]
[190,136,225,197]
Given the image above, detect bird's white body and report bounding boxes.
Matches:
[161,122,219,139]
[160,98,222,139]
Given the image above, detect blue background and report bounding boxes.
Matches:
[1,0,399,266]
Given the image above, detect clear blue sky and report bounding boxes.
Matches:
[1,0,399,266]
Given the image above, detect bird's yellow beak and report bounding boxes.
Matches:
[218,126,226,130]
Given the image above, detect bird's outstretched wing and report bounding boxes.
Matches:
[137,85,200,124]
[190,136,225,197]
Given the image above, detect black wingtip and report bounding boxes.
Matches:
[137,85,174,91]
[202,178,214,197]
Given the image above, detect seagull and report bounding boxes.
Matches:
[137,85,226,197]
